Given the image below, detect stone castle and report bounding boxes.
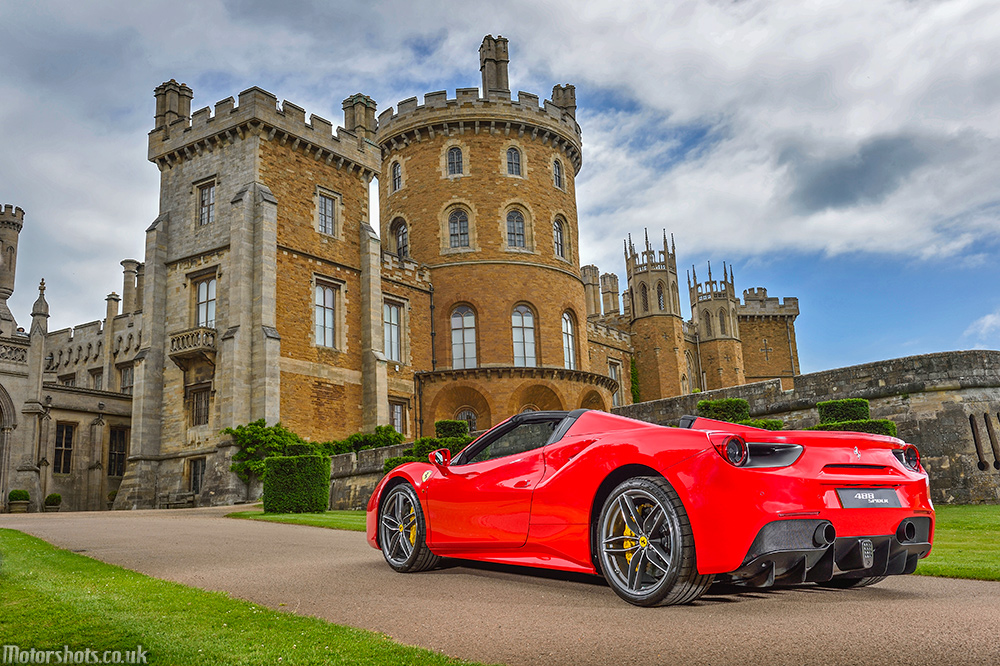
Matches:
[0,36,803,510]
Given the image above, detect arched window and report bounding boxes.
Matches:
[657,282,666,311]
[507,147,522,176]
[701,310,712,337]
[553,217,565,258]
[449,209,469,248]
[718,309,727,336]
[391,219,408,259]
[456,408,478,433]
[391,162,402,192]
[553,160,563,188]
[447,147,463,175]
[507,210,525,247]
[640,283,649,312]
[512,305,536,367]
[562,312,577,370]
[451,306,477,369]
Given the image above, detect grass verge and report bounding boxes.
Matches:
[915,504,1000,581]
[0,528,485,665]
[227,509,365,532]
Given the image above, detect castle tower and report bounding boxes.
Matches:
[0,204,24,337]
[582,265,601,318]
[625,230,687,400]
[600,273,620,316]
[377,35,616,431]
[739,287,800,388]
[689,262,745,390]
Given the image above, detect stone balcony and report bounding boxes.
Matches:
[168,326,217,370]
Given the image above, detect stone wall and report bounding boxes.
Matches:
[328,443,407,510]
[614,350,1000,504]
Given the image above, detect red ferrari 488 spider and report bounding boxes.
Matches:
[366,409,934,606]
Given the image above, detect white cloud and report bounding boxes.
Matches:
[964,309,1000,344]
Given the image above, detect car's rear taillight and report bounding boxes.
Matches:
[713,435,748,467]
[893,444,921,471]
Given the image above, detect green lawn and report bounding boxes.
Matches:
[915,504,1000,581]
[0,529,487,666]
[228,509,366,532]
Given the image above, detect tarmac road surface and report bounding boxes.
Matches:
[2,506,998,666]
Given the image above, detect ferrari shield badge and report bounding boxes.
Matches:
[422,470,432,482]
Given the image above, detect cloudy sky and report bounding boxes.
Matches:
[1,0,998,374]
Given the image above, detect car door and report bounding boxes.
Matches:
[425,416,562,550]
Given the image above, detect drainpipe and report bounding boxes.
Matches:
[414,373,425,439]
[695,332,705,391]
[429,284,436,370]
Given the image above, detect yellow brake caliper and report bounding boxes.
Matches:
[407,507,416,546]
[622,524,636,563]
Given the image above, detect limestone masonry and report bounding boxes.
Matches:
[1,36,995,510]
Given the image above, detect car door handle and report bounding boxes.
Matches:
[514,479,531,488]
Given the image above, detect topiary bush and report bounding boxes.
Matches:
[383,434,475,474]
[225,419,308,483]
[262,454,331,513]
[817,398,869,424]
[697,398,751,423]
[812,419,898,438]
[44,493,61,506]
[739,419,784,431]
[321,425,404,456]
[7,489,28,502]
[435,420,469,439]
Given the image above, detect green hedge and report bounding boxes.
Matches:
[262,455,331,513]
[225,420,308,483]
[44,493,61,506]
[812,419,898,438]
[383,434,474,474]
[697,398,751,423]
[320,425,404,456]
[738,419,784,431]
[434,420,469,438]
[7,489,28,502]
[817,398,869,424]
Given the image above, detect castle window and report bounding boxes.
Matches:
[59,374,75,387]
[195,277,217,328]
[507,148,522,176]
[451,305,477,369]
[390,401,407,434]
[609,361,623,407]
[447,147,463,176]
[384,302,402,363]
[108,427,129,477]
[315,283,337,348]
[54,423,74,475]
[640,284,649,313]
[657,282,666,311]
[391,218,409,259]
[507,210,526,248]
[391,162,402,192]
[562,311,577,370]
[190,387,210,426]
[318,194,336,235]
[190,457,206,494]
[456,408,478,433]
[553,217,566,258]
[449,209,470,248]
[553,159,563,189]
[198,181,215,226]
[718,309,727,336]
[119,365,134,395]
[512,305,537,367]
[701,310,712,337]
[91,370,103,391]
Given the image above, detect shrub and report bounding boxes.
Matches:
[262,454,331,513]
[7,489,28,502]
[435,420,469,439]
[44,493,61,506]
[697,398,750,423]
[817,399,870,424]
[224,420,307,483]
[322,425,404,456]
[812,419,898,438]
[284,443,318,457]
[107,490,117,502]
[738,419,784,431]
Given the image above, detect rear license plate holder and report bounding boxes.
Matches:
[837,488,901,508]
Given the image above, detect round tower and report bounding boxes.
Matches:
[688,262,744,390]
[376,35,616,431]
[0,204,25,337]
[625,230,688,400]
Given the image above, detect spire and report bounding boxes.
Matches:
[662,229,669,255]
[644,227,651,252]
[31,279,48,318]
[723,262,728,283]
[671,233,676,254]
[707,261,713,283]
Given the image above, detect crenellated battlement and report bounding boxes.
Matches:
[381,251,432,287]
[0,204,25,230]
[376,87,583,172]
[688,262,736,303]
[739,287,799,318]
[148,84,381,176]
[586,319,631,344]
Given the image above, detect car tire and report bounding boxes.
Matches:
[597,476,713,606]
[821,575,888,589]
[377,483,439,573]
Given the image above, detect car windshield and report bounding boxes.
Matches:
[460,419,563,465]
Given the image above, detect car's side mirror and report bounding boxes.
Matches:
[429,448,451,467]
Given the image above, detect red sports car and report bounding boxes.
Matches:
[366,409,934,606]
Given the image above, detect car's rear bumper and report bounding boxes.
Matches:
[720,517,932,586]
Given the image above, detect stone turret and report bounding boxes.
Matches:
[153,79,193,129]
[342,93,377,141]
[0,204,24,336]
[480,34,510,96]
[689,261,744,390]
[582,265,601,317]
[601,273,620,315]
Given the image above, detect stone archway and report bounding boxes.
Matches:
[580,390,606,412]
[0,382,18,503]
[507,383,564,415]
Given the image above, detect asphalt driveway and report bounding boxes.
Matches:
[2,506,998,665]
